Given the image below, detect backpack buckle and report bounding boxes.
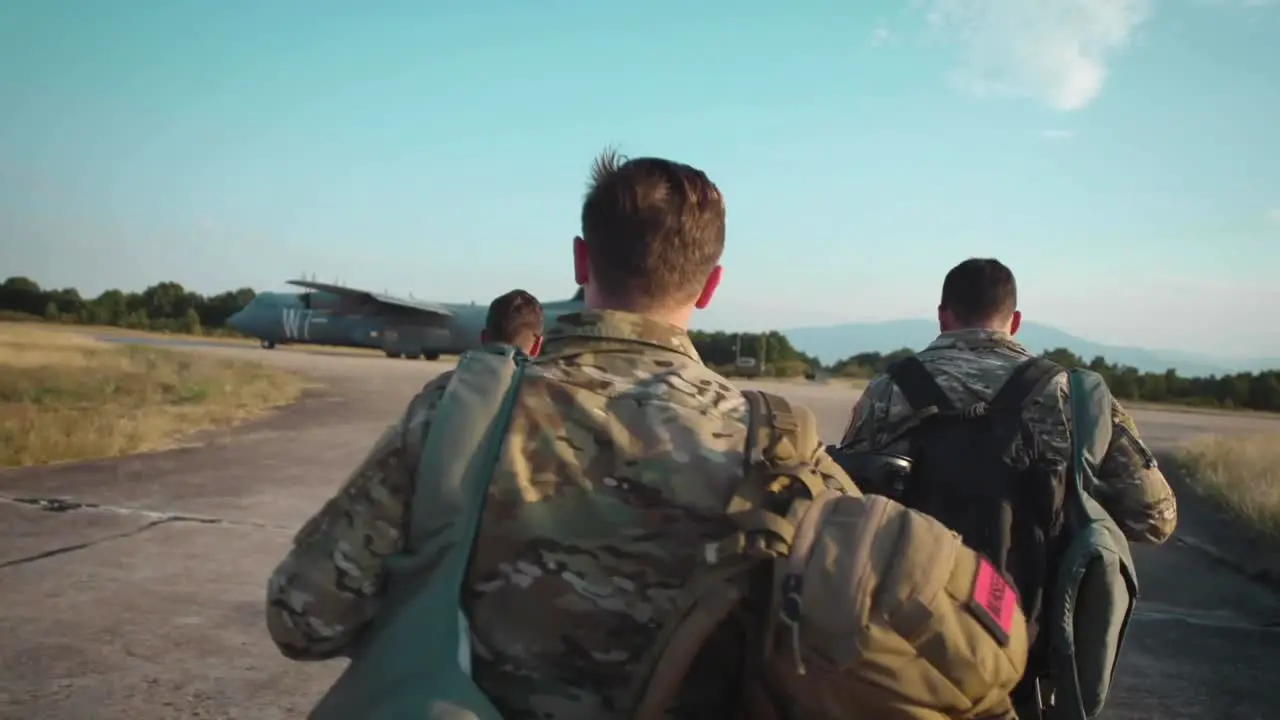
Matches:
[779,573,807,676]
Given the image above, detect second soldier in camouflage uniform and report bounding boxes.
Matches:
[840,257,1177,545]
[264,151,856,718]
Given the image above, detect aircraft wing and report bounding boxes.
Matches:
[286,279,454,317]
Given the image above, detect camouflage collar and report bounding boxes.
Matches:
[541,310,702,363]
[924,328,1031,355]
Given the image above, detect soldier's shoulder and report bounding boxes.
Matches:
[918,345,1025,377]
[534,349,740,405]
[1041,364,1071,397]
[851,368,915,421]
[859,372,897,403]
[523,351,750,462]
[422,368,455,393]
[409,369,454,413]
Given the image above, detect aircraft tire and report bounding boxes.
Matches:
[424,353,440,361]
[261,340,276,350]
[385,351,402,359]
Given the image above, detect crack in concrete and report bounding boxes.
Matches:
[1174,534,1280,594]
[0,495,293,570]
[1,516,176,570]
[1132,602,1280,632]
[6,500,1279,630]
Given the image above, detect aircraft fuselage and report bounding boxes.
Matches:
[225,290,584,360]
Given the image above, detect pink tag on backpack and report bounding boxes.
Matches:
[967,556,1017,646]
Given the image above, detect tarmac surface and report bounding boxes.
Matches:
[3,343,1280,719]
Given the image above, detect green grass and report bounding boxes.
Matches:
[0,323,307,467]
[1176,434,1280,542]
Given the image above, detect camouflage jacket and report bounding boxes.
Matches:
[839,328,1177,544]
[266,309,855,719]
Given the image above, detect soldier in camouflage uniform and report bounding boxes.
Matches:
[481,288,544,356]
[265,151,855,718]
[840,256,1177,545]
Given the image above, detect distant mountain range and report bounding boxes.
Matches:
[783,320,1280,377]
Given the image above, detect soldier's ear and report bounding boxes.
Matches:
[937,305,952,333]
[1009,310,1022,335]
[573,236,590,286]
[528,335,543,357]
[694,265,723,310]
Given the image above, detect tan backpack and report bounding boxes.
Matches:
[622,390,1029,720]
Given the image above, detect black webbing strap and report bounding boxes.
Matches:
[990,357,1065,411]
[887,355,957,413]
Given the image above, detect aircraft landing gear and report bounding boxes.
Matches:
[384,350,402,359]
[424,352,440,361]
[261,340,276,350]
[405,352,423,360]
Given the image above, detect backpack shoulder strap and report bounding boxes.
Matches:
[1047,369,1136,720]
[1066,368,1116,497]
[625,389,851,718]
[887,355,957,413]
[730,390,856,541]
[989,357,1065,413]
[311,344,526,720]
[407,344,527,551]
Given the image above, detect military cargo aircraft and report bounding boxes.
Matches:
[225,279,586,359]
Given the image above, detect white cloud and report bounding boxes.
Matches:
[919,0,1153,111]
[870,26,893,47]
[1041,129,1076,140]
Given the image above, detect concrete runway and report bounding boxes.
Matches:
[3,345,1280,719]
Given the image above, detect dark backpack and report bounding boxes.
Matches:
[873,356,1140,720]
[880,355,1070,684]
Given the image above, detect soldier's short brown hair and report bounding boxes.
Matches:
[485,289,543,345]
[580,149,726,310]
[940,258,1018,326]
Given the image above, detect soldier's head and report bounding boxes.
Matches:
[573,148,726,327]
[482,289,544,357]
[938,258,1022,335]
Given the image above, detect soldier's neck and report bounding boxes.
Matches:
[940,323,1013,335]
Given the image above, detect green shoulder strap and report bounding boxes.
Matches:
[308,344,529,720]
[1046,369,1139,720]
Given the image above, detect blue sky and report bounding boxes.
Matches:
[2,0,1277,357]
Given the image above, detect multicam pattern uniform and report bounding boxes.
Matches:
[840,328,1177,544]
[266,309,855,719]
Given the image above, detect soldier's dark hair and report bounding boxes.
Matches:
[940,258,1018,326]
[485,289,544,345]
[580,148,726,310]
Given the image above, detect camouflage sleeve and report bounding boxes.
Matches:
[264,374,452,660]
[1092,397,1178,544]
[839,375,895,452]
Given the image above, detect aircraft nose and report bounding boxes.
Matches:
[226,309,249,333]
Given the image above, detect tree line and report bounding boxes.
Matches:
[0,276,254,336]
[687,330,823,379]
[824,347,1280,414]
[3,275,1277,412]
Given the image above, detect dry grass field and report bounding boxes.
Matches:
[1177,433,1280,541]
[0,323,307,467]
